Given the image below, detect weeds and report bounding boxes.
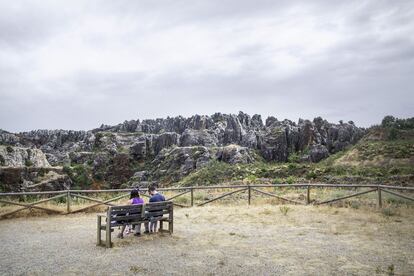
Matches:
[173,196,189,205]
[129,265,148,273]
[279,205,291,216]
[381,207,398,217]
[348,201,360,209]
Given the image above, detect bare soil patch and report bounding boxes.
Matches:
[0,205,413,275]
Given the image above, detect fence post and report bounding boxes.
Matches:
[190,188,194,207]
[306,185,310,205]
[248,185,251,205]
[66,190,71,214]
[377,186,382,208]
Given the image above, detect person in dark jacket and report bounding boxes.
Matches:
[149,185,165,202]
[144,185,165,233]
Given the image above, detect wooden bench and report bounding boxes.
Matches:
[97,201,173,248]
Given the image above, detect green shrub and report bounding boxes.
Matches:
[244,174,258,184]
[0,154,5,166]
[273,178,283,184]
[285,176,296,184]
[306,170,317,180]
[63,164,93,189]
[38,168,47,177]
[287,163,298,170]
[387,264,395,276]
[6,146,13,153]
[387,127,398,140]
[25,159,33,167]
[288,152,300,163]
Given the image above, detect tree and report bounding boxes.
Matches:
[381,115,396,128]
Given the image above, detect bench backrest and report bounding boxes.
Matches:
[144,201,173,218]
[108,204,144,227]
[107,201,173,227]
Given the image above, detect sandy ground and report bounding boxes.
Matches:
[0,204,413,276]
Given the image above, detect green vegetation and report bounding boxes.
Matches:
[279,206,291,216]
[381,207,399,217]
[6,146,14,153]
[179,160,241,186]
[25,159,33,167]
[177,156,414,186]
[0,154,5,166]
[63,164,93,189]
[354,140,413,160]
[173,195,190,205]
[287,152,300,163]
[381,115,414,130]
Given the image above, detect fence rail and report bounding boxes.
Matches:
[0,184,413,219]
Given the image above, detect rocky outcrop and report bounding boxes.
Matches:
[0,146,50,167]
[260,127,289,162]
[150,146,212,182]
[215,145,256,164]
[309,144,330,163]
[149,144,256,183]
[180,129,218,147]
[0,167,70,192]
[1,112,365,166]
[0,112,366,188]
[135,112,362,162]
[129,141,147,160]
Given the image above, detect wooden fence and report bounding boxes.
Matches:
[0,184,413,219]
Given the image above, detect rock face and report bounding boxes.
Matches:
[1,112,364,165]
[0,167,70,192]
[150,145,256,182]
[216,145,256,164]
[93,112,364,162]
[0,112,365,187]
[0,146,50,167]
[309,144,330,163]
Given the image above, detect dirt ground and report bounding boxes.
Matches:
[0,204,413,275]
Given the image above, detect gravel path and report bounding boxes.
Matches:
[0,205,413,275]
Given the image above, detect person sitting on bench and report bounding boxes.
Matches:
[117,189,144,238]
[145,185,165,233]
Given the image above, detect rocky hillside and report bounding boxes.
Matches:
[1,112,412,192]
[178,117,414,187]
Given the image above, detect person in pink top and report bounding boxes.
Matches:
[117,189,144,239]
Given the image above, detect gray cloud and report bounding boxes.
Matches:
[0,0,413,132]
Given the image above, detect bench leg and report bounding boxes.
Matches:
[97,216,102,246]
[106,218,112,248]
[169,209,173,234]
[159,220,163,232]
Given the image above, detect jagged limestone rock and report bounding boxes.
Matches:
[0,146,50,167]
[215,145,256,164]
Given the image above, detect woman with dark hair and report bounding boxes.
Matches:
[130,189,143,205]
[117,189,144,239]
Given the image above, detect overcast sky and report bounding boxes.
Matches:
[0,0,413,132]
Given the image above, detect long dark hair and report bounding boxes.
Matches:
[130,189,140,199]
